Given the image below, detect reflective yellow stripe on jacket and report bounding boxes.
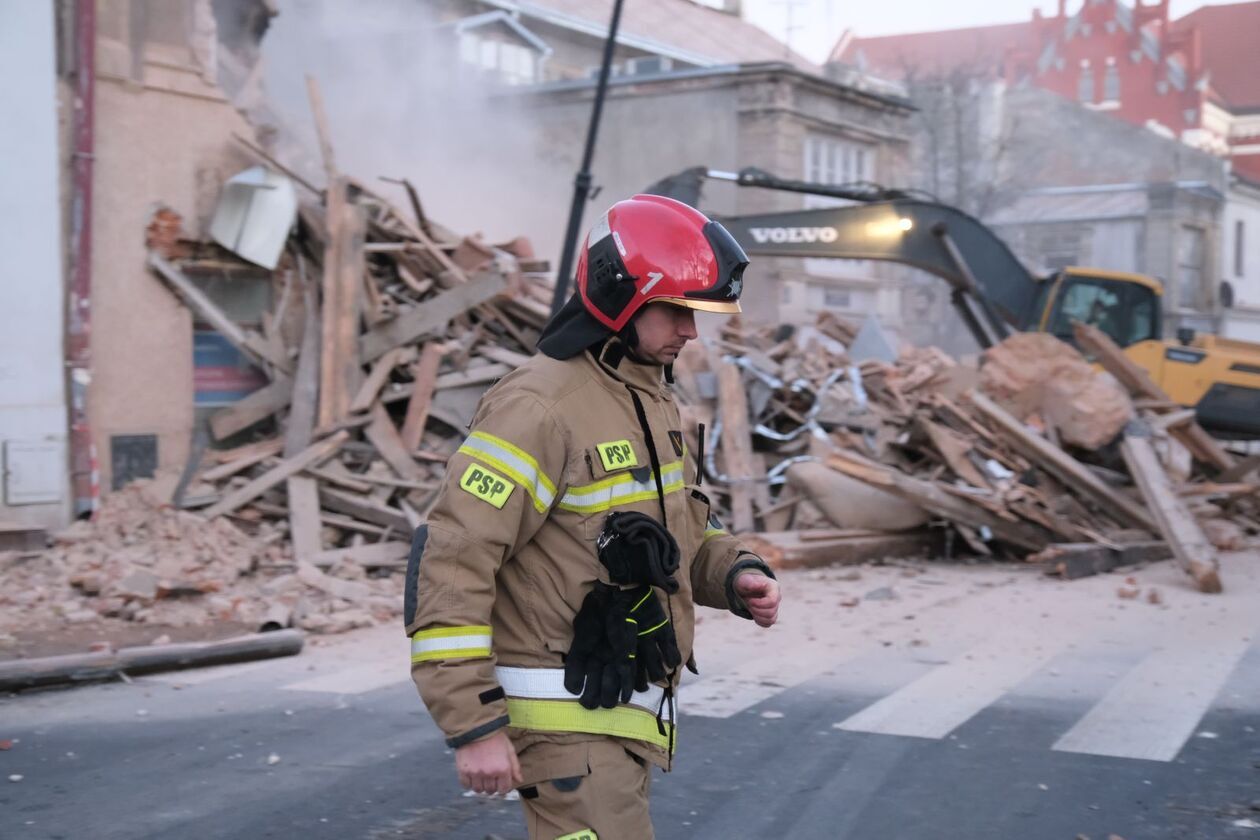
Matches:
[496,666,675,751]
[556,461,685,515]
[457,431,558,513]
[411,626,492,663]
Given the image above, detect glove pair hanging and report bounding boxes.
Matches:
[563,582,680,709]
[564,512,684,710]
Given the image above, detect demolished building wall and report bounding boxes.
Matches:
[85,0,264,499]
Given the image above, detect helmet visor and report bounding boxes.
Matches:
[684,220,749,305]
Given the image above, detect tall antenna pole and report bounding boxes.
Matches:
[550,0,627,315]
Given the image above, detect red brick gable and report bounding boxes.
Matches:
[1173,1,1260,110]
[830,20,1039,80]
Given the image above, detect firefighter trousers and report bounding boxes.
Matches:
[517,739,653,840]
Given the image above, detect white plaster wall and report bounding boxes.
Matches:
[0,4,70,528]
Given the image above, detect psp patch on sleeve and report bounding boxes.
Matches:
[459,463,515,509]
[596,439,638,471]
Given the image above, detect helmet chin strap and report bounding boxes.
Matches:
[617,319,658,366]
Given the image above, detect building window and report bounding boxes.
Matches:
[804,135,874,186]
[823,287,851,308]
[457,31,539,85]
[1178,225,1206,309]
[1236,219,1246,278]
[1078,62,1095,103]
[1103,60,1120,102]
[1036,227,1083,271]
[781,283,792,304]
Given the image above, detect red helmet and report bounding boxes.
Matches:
[575,194,747,332]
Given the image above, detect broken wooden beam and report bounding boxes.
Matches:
[827,450,1050,552]
[1073,321,1234,472]
[966,390,1158,534]
[202,430,349,519]
[208,375,294,441]
[359,271,507,363]
[1120,424,1223,593]
[717,358,757,533]
[148,253,291,374]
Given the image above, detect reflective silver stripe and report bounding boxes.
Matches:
[412,633,491,656]
[558,463,685,513]
[495,666,674,722]
[459,432,557,510]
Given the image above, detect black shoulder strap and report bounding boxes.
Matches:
[626,387,668,528]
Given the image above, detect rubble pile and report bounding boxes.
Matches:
[0,483,402,636]
[675,315,1257,591]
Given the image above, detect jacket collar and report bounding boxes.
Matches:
[588,339,671,400]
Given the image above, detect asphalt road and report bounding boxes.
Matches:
[3,555,1259,840]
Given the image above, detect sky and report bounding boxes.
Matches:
[740,0,1209,63]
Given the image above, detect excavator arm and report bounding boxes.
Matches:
[646,167,1042,349]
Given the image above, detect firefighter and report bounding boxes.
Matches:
[405,194,782,840]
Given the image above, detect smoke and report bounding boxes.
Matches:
[258,0,573,256]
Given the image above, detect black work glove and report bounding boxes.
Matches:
[628,587,682,691]
[597,511,681,593]
[564,582,638,710]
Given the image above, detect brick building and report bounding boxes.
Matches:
[830,0,1260,182]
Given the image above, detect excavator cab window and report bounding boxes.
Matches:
[1047,275,1160,348]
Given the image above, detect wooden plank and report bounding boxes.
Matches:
[471,343,530,369]
[207,437,284,465]
[400,343,445,451]
[1036,541,1173,580]
[350,346,414,414]
[148,254,290,373]
[717,359,757,533]
[317,188,365,427]
[309,541,410,570]
[365,404,423,480]
[1121,429,1223,593]
[826,451,1051,552]
[302,464,373,494]
[1218,452,1260,483]
[282,274,323,563]
[1073,321,1234,472]
[359,271,507,363]
[200,440,284,478]
[285,272,321,456]
[202,431,349,519]
[286,476,322,562]
[917,417,989,488]
[318,486,411,532]
[305,74,337,181]
[433,363,511,391]
[209,375,293,441]
[739,529,940,570]
[966,390,1159,534]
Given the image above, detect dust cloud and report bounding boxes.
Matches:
[259,0,575,257]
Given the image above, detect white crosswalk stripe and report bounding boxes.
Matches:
[834,622,1078,739]
[1052,600,1259,761]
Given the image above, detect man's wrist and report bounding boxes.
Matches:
[724,552,775,620]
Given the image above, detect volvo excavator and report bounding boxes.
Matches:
[647,166,1260,440]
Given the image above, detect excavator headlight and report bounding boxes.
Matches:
[898,217,913,232]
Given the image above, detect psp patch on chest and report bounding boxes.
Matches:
[596,439,638,471]
[668,430,684,457]
[459,463,515,509]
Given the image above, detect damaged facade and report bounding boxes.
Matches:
[0,0,275,529]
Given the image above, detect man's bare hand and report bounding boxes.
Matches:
[455,729,522,795]
[735,572,781,628]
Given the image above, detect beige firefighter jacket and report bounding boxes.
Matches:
[406,339,769,773]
